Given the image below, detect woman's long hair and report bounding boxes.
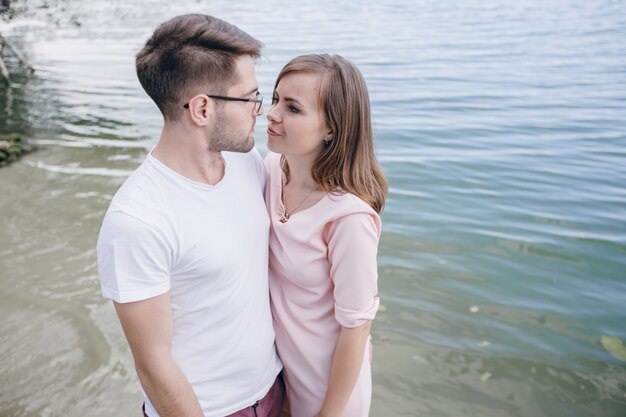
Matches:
[276,54,387,213]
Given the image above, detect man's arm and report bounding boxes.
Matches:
[114,293,204,417]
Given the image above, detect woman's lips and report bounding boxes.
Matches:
[267,126,280,136]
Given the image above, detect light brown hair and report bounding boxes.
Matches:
[136,14,262,121]
[276,54,387,213]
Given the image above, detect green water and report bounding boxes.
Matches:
[1,1,625,416]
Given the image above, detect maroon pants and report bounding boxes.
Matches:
[142,375,285,417]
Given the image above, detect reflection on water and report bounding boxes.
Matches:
[1,0,626,416]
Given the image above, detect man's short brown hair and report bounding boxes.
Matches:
[136,14,262,121]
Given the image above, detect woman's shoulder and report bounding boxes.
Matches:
[263,150,282,175]
[322,192,382,240]
[263,150,281,165]
[326,191,379,221]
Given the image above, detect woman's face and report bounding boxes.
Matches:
[266,72,331,158]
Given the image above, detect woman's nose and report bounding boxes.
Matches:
[267,105,279,122]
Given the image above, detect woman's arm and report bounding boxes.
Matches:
[316,321,372,417]
[320,211,381,417]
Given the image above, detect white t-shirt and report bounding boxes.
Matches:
[97,149,282,417]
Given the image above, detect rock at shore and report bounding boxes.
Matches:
[0,133,35,167]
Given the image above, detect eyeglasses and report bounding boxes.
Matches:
[183,92,263,114]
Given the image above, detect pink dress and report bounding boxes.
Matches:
[264,152,381,417]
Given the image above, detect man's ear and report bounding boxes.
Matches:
[186,95,214,127]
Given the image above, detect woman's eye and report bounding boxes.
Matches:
[288,105,299,113]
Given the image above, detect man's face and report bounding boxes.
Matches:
[208,55,263,153]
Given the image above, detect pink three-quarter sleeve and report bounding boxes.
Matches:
[326,212,381,328]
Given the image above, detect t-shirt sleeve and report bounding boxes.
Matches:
[327,212,382,328]
[96,211,172,303]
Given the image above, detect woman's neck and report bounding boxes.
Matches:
[283,154,318,190]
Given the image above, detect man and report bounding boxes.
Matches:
[96,14,283,417]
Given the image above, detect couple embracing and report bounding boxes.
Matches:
[96,13,387,417]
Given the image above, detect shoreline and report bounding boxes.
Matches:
[0,133,35,166]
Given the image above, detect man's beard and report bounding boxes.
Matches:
[208,110,254,153]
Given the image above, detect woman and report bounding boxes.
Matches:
[265,54,387,417]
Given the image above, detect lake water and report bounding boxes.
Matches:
[1,1,625,416]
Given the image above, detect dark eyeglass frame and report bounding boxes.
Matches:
[183,92,263,113]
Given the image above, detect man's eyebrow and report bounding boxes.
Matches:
[244,86,259,95]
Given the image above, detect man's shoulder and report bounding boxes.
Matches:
[224,147,263,166]
[108,160,151,207]
[224,148,266,186]
[105,157,171,223]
